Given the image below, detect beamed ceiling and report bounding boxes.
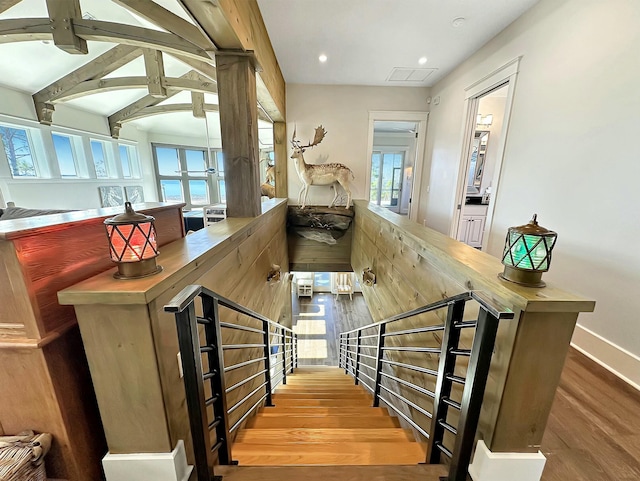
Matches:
[0,0,540,144]
[0,0,275,146]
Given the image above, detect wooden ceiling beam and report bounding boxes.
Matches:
[107,70,200,138]
[0,0,22,14]
[0,18,212,62]
[191,91,205,118]
[123,103,219,123]
[112,0,215,52]
[32,44,143,124]
[143,49,167,98]
[45,0,87,54]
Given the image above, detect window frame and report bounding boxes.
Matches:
[152,143,223,210]
[0,123,39,179]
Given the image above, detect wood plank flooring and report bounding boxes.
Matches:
[540,349,640,481]
[233,366,428,466]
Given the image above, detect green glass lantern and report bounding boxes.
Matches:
[498,214,557,288]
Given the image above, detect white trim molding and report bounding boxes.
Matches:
[102,440,193,481]
[571,324,640,392]
[469,440,546,481]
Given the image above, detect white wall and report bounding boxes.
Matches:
[0,85,158,209]
[286,84,430,207]
[420,0,640,381]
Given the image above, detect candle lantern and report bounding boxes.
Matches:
[104,202,162,279]
[498,214,557,288]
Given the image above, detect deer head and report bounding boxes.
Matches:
[290,125,327,160]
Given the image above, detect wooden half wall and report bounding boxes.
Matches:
[351,200,595,453]
[58,199,291,465]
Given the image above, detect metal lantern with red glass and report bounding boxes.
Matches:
[498,214,557,288]
[104,202,162,279]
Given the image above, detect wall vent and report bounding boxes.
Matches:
[387,67,437,83]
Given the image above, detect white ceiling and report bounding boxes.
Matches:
[257,0,540,86]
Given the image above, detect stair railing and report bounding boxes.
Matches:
[164,285,298,481]
[339,291,514,481]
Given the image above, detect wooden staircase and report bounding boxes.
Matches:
[232,366,431,466]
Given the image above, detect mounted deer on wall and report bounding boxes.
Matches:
[291,125,354,209]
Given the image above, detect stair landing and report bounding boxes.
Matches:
[232,366,431,466]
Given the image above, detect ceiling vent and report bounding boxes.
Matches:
[387,67,437,83]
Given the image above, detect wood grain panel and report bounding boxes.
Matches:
[74,303,172,454]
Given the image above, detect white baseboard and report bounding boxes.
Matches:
[469,440,546,481]
[102,440,193,481]
[571,324,640,392]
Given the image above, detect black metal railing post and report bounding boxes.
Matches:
[172,295,215,481]
[447,306,501,481]
[294,333,298,370]
[354,329,362,385]
[426,299,466,464]
[282,327,288,385]
[344,332,350,374]
[262,320,274,407]
[372,323,386,407]
[201,296,233,465]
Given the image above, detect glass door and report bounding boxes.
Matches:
[370,150,405,213]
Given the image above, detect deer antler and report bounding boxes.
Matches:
[299,125,327,149]
[291,124,298,147]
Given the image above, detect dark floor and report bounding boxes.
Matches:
[291,293,640,480]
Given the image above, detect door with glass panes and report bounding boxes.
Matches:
[370,150,405,213]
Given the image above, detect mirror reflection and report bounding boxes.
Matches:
[466,130,489,194]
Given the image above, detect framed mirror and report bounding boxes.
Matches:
[466,130,489,194]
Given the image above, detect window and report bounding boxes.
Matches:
[52,133,77,177]
[370,150,405,208]
[215,151,225,203]
[152,144,222,210]
[119,144,132,178]
[91,140,108,178]
[0,125,37,177]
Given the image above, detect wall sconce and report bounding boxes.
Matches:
[499,214,557,288]
[104,202,162,279]
[362,267,376,287]
[476,113,493,126]
[267,264,281,283]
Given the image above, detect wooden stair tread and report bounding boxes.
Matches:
[247,415,399,429]
[271,398,371,407]
[217,464,447,480]
[273,392,371,399]
[232,442,427,466]
[258,407,388,416]
[234,428,415,444]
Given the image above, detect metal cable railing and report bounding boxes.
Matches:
[339,291,514,481]
[164,285,297,481]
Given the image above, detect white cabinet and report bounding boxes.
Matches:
[457,205,487,248]
[297,279,313,298]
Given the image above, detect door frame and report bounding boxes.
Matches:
[366,111,429,222]
[449,57,521,250]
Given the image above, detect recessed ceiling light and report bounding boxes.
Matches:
[318,54,328,63]
[452,17,465,27]
[418,57,428,65]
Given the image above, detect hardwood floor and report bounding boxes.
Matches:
[540,349,640,481]
[291,293,640,480]
[292,292,373,366]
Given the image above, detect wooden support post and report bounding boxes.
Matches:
[191,91,205,118]
[143,49,167,98]
[45,0,87,54]
[274,121,288,198]
[215,53,261,217]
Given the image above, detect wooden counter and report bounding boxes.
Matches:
[351,200,595,453]
[58,199,291,464]
[0,202,185,481]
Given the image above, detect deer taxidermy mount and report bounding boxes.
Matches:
[290,125,354,209]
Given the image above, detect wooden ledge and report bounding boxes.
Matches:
[0,202,185,240]
[57,199,287,306]
[355,200,595,314]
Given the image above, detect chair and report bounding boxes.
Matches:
[203,204,227,226]
[335,273,353,300]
